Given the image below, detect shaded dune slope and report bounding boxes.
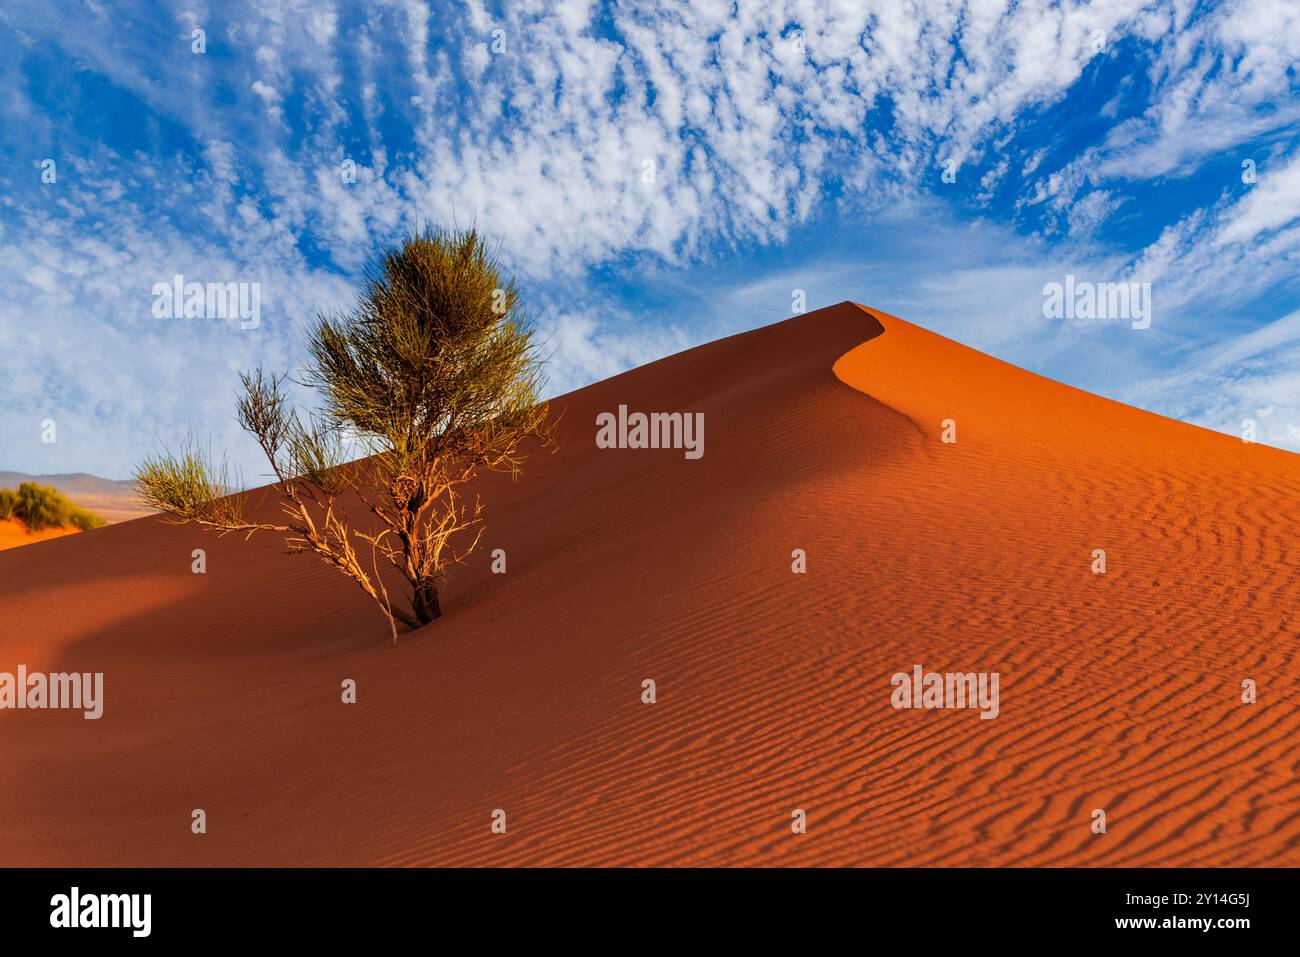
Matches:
[1,302,1298,866]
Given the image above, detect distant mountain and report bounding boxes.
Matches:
[0,471,133,496]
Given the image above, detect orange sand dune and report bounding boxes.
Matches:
[1,302,1298,867]
[0,518,79,552]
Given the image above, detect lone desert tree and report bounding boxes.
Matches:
[135,227,554,642]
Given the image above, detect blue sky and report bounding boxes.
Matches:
[2,0,1299,480]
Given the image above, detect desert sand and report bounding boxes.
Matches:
[0,519,78,552]
[1,302,1297,866]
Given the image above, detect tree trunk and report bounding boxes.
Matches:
[413,581,442,624]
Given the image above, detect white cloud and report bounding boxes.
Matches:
[535,306,693,397]
[1068,190,1124,240]
[1126,148,1300,320]
[1094,0,1300,181]
[1216,154,1300,245]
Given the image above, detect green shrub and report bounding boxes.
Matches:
[67,508,106,531]
[3,482,106,532]
[135,225,554,644]
[17,482,64,529]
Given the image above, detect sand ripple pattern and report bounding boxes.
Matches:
[1,303,1297,866]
